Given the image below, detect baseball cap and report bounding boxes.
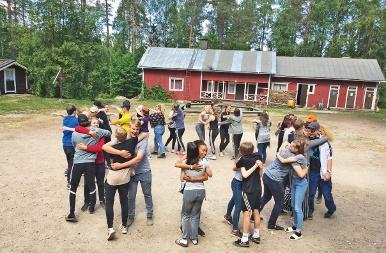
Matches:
[90,105,99,113]
[78,114,90,125]
[305,121,320,130]
[306,113,317,123]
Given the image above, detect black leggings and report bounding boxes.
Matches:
[63,146,75,183]
[176,128,185,152]
[84,163,105,205]
[209,128,219,155]
[165,127,177,150]
[232,133,243,158]
[69,162,96,214]
[219,128,230,152]
[105,181,129,228]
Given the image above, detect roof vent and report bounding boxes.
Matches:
[198,38,208,50]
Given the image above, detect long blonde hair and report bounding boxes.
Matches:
[320,125,334,142]
[156,103,165,115]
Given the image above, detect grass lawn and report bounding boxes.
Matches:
[1,95,385,121]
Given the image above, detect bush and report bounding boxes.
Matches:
[378,84,386,108]
[142,85,170,101]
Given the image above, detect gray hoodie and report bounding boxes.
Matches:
[219,114,243,134]
[71,127,111,164]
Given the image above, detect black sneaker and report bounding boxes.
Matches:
[250,236,261,244]
[81,203,88,212]
[231,229,242,238]
[324,211,334,218]
[268,225,284,230]
[198,227,206,237]
[88,206,95,214]
[65,213,78,222]
[233,238,249,247]
[151,151,158,155]
[224,214,232,225]
[157,153,166,158]
[308,213,314,220]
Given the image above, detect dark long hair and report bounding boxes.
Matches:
[186,142,199,165]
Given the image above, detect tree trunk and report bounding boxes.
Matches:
[105,0,110,47]
[6,0,12,22]
[130,0,136,52]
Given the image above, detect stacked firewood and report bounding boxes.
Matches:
[269,90,297,106]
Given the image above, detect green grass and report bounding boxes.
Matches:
[0,95,171,115]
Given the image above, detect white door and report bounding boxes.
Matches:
[4,68,16,93]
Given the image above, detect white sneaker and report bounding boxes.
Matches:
[208,155,217,160]
[171,149,175,153]
[107,228,115,240]
[120,224,128,234]
[219,152,224,157]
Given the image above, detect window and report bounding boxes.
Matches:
[4,68,16,93]
[272,83,288,91]
[308,84,315,94]
[228,83,236,94]
[169,77,184,91]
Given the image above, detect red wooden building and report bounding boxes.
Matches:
[138,47,385,110]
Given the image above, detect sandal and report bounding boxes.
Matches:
[289,232,303,241]
[285,226,296,233]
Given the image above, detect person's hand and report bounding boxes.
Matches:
[192,163,203,171]
[111,163,122,170]
[255,160,263,168]
[323,172,331,181]
[89,130,98,139]
[119,150,131,159]
[183,175,192,182]
[77,143,87,151]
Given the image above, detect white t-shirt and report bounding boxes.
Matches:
[184,158,209,190]
[283,126,295,143]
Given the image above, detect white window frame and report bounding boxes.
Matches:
[227,82,236,94]
[327,85,340,108]
[4,68,16,93]
[271,82,288,91]
[308,84,316,94]
[169,77,184,91]
[362,86,376,110]
[344,86,358,109]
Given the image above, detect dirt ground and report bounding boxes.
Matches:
[0,112,386,253]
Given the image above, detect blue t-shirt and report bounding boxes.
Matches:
[62,115,78,147]
[264,149,296,182]
[134,140,151,174]
[174,108,185,129]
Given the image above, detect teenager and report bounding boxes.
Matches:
[219,108,243,159]
[219,105,231,157]
[306,122,336,219]
[175,142,213,247]
[195,105,210,141]
[112,100,131,133]
[174,103,186,154]
[150,104,166,158]
[102,124,139,240]
[254,112,271,163]
[65,114,111,222]
[61,105,78,183]
[207,108,219,160]
[276,139,308,240]
[275,115,290,152]
[165,106,177,153]
[105,127,154,227]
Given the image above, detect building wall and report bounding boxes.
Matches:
[0,66,28,95]
[271,77,377,109]
[0,70,4,94]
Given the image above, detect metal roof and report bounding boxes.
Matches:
[276,56,385,82]
[0,59,28,71]
[138,47,277,74]
[0,59,14,69]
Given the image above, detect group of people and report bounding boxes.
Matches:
[58,100,336,247]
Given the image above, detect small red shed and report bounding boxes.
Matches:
[138,47,385,110]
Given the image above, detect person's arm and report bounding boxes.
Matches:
[198,112,206,124]
[175,162,203,171]
[206,166,213,177]
[320,143,331,181]
[291,164,308,178]
[110,150,144,170]
[232,161,238,171]
[240,160,263,178]
[307,136,328,149]
[102,141,131,158]
[277,153,297,163]
[52,112,66,117]
[218,118,231,126]
[87,137,105,153]
[184,172,209,182]
[259,164,265,177]
[95,128,112,138]
[62,126,75,132]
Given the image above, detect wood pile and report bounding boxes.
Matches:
[269,90,297,106]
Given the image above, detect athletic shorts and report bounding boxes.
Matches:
[241,191,261,212]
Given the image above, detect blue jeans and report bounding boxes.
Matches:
[195,123,205,141]
[291,177,308,232]
[260,174,284,227]
[181,189,205,240]
[128,171,153,219]
[308,171,336,215]
[153,125,166,154]
[257,142,269,163]
[226,178,243,230]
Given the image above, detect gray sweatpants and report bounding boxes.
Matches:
[181,189,205,240]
